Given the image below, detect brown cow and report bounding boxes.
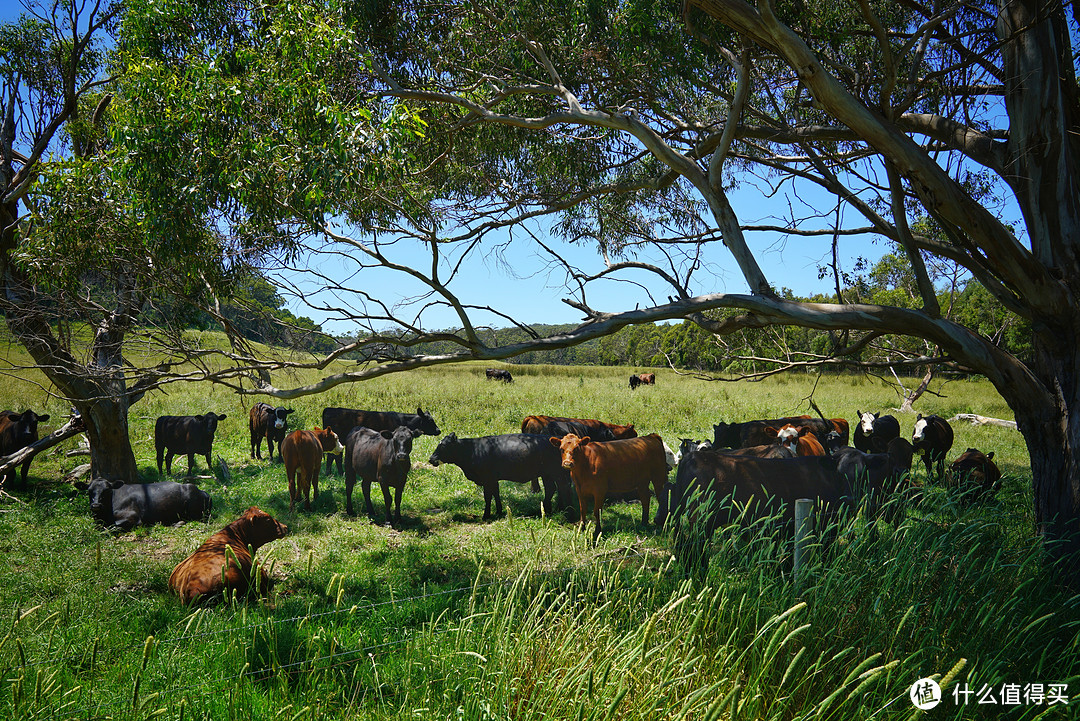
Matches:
[168,507,288,605]
[0,409,50,487]
[948,448,1002,501]
[522,415,637,441]
[549,433,668,541]
[281,428,344,511]
[770,424,827,457]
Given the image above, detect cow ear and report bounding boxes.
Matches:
[412,429,423,438]
[108,479,125,488]
[764,426,778,436]
[986,452,994,460]
[217,414,227,421]
[798,426,811,437]
[37,414,50,422]
[856,410,862,417]
[380,430,394,439]
[580,436,592,445]
[285,409,295,415]
[447,432,457,441]
[549,436,561,448]
[73,481,88,491]
[627,424,635,431]
[917,413,923,420]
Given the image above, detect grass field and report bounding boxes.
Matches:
[0,357,1076,720]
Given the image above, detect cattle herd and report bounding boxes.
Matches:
[0,385,1006,603]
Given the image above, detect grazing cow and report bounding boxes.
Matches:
[75,479,211,531]
[629,374,643,390]
[281,428,344,511]
[428,433,571,519]
[485,368,514,383]
[321,406,440,474]
[344,426,421,524]
[713,416,849,449]
[155,413,227,476]
[911,414,954,479]
[168,507,288,605]
[521,415,637,441]
[948,448,1002,501]
[854,411,901,453]
[549,433,668,541]
[0,409,50,487]
[248,404,295,461]
[641,373,656,385]
[770,424,827,457]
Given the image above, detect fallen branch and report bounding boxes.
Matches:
[948,413,1018,430]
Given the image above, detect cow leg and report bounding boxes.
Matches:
[204,453,213,474]
[344,468,356,515]
[639,486,651,526]
[362,478,376,520]
[482,484,494,520]
[539,476,555,516]
[187,453,196,476]
[493,484,503,517]
[19,460,30,488]
[250,434,260,459]
[576,488,589,533]
[288,467,297,510]
[156,446,165,476]
[530,479,541,493]
[324,453,335,476]
[164,451,175,475]
[653,479,668,526]
[393,485,404,525]
[381,483,395,526]
[311,468,319,504]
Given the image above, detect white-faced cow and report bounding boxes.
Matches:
[344,426,422,524]
[912,414,954,479]
[155,413,227,476]
[0,409,50,488]
[76,478,211,531]
[321,406,440,474]
[248,403,295,461]
[853,411,901,453]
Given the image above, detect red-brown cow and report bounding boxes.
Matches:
[770,424,827,457]
[522,415,637,441]
[281,428,344,511]
[168,507,288,605]
[549,433,668,541]
[948,448,1002,501]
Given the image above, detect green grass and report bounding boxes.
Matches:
[0,361,1074,719]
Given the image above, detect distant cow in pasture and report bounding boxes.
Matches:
[912,414,954,479]
[521,415,637,442]
[248,403,295,461]
[428,433,571,519]
[75,478,211,531]
[854,411,901,453]
[155,413,226,476]
[0,409,50,487]
[485,368,514,383]
[947,448,1002,501]
[344,426,421,524]
[713,416,848,449]
[281,428,344,511]
[629,374,643,390]
[168,506,288,605]
[321,406,440,474]
[549,433,668,541]
[629,373,655,389]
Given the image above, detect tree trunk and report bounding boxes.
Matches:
[79,399,140,482]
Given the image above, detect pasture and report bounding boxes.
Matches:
[0,356,1076,720]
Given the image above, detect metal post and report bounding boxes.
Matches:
[794,498,814,592]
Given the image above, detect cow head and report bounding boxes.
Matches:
[712,422,737,448]
[428,432,458,467]
[314,427,344,454]
[550,433,589,470]
[7,410,50,444]
[415,407,441,436]
[912,413,928,443]
[237,506,289,547]
[75,478,124,524]
[823,430,846,454]
[270,407,294,430]
[775,425,803,455]
[201,412,227,434]
[382,426,421,465]
[857,411,877,435]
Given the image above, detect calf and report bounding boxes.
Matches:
[428,433,571,519]
[912,413,954,479]
[344,426,421,524]
[75,479,211,531]
[168,506,288,605]
[485,368,514,382]
[248,403,295,461]
[155,413,226,476]
[0,409,50,487]
[948,448,1002,501]
[549,433,668,541]
[854,411,901,453]
[321,406,440,474]
[281,428,343,511]
[629,374,643,390]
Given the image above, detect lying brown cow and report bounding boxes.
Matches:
[168,507,288,604]
[549,433,668,541]
[948,448,1002,502]
[281,428,344,510]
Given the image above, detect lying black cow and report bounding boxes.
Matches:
[249,403,295,461]
[344,426,422,524]
[75,479,212,531]
[485,368,513,383]
[0,409,50,488]
[428,433,571,519]
[155,413,227,476]
[321,406,440,474]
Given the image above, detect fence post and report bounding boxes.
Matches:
[794,498,814,592]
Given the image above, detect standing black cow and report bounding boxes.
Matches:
[0,409,50,488]
[75,479,212,531]
[321,406,440,474]
[155,413,227,476]
[428,433,571,519]
[912,414,954,479]
[485,368,514,383]
[854,411,901,453]
[832,437,914,525]
[344,426,422,524]
[248,403,295,461]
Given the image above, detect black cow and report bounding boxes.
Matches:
[0,409,50,488]
[485,368,514,383]
[832,437,914,525]
[75,479,211,531]
[344,426,422,524]
[321,406,440,474]
[713,416,849,449]
[629,374,643,390]
[854,411,901,453]
[155,413,227,476]
[912,414,954,479]
[428,433,571,519]
[248,403,295,461]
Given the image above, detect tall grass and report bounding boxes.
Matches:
[0,357,1072,719]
